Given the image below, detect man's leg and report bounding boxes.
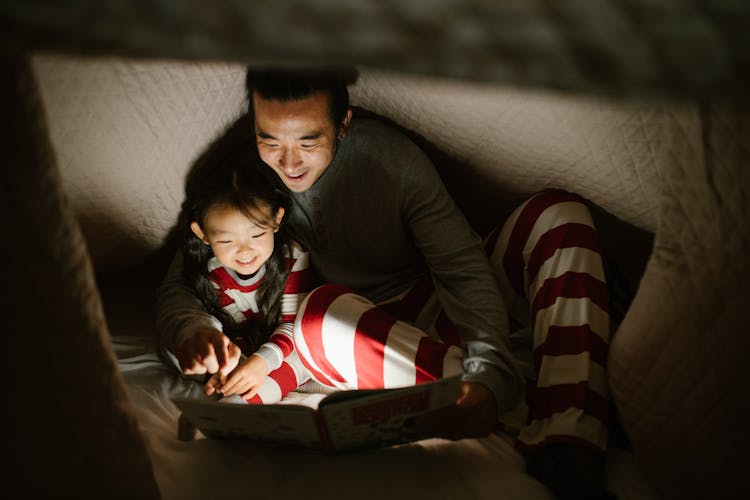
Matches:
[486,190,612,499]
[293,284,463,390]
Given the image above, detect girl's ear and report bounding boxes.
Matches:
[273,207,285,232]
[190,221,210,244]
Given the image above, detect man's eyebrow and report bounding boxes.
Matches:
[299,132,323,141]
[256,130,324,141]
[256,131,276,140]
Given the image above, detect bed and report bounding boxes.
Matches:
[3,2,748,499]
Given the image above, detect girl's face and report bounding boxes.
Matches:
[191,203,284,277]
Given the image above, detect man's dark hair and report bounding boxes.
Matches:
[245,65,359,126]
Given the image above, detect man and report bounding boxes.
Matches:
[158,66,611,499]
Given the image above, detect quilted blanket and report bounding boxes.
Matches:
[2,1,748,499]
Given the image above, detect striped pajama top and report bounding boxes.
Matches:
[207,240,310,372]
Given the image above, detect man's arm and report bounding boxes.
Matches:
[399,145,523,418]
[156,252,239,376]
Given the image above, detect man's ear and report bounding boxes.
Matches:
[273,207,285,232]
[190,221,210,244]
[338,108,353,140]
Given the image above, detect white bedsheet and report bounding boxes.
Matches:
[113,330,659,500]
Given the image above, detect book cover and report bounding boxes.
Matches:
[172,376,462,453]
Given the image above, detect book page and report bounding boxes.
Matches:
[277,391,328,409]
[172,397,323,449]
[319,377,461,452]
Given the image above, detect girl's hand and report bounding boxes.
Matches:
[203,372,225,396]
[219,354,270,401]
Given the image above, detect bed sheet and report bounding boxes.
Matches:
[112,325,659,500]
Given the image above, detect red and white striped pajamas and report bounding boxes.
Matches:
[292,189,610,454]
[292,283,464,391]
[213,243,464,404]
[486,190,610,454]
[208,242,312,405]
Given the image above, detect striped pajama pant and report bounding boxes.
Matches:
[247,190,610,454]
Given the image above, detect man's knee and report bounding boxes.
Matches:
[529,190,593,228]
[294,284,362,347]
[297,284,353,319]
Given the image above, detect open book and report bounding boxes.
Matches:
[172,376,461,453]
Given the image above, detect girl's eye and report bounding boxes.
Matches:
[218,241,232,244]
[252,232,266,239]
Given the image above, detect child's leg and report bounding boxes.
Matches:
[293,284,464,390]
[244,350,311,404]
[486,190,611,455]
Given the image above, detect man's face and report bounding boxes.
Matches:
[253,91,339,193]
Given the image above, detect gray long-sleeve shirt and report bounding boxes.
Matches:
[157,117,522,414]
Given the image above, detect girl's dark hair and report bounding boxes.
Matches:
[180,146,292,344]
[245,65,358,127]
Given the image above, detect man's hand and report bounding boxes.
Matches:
[411,381,498,440]
[176,328,241,377]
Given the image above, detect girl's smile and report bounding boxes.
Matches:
[190,203,284,277]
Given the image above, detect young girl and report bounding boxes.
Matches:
[175,149,464,404]
[180,151,311,404]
